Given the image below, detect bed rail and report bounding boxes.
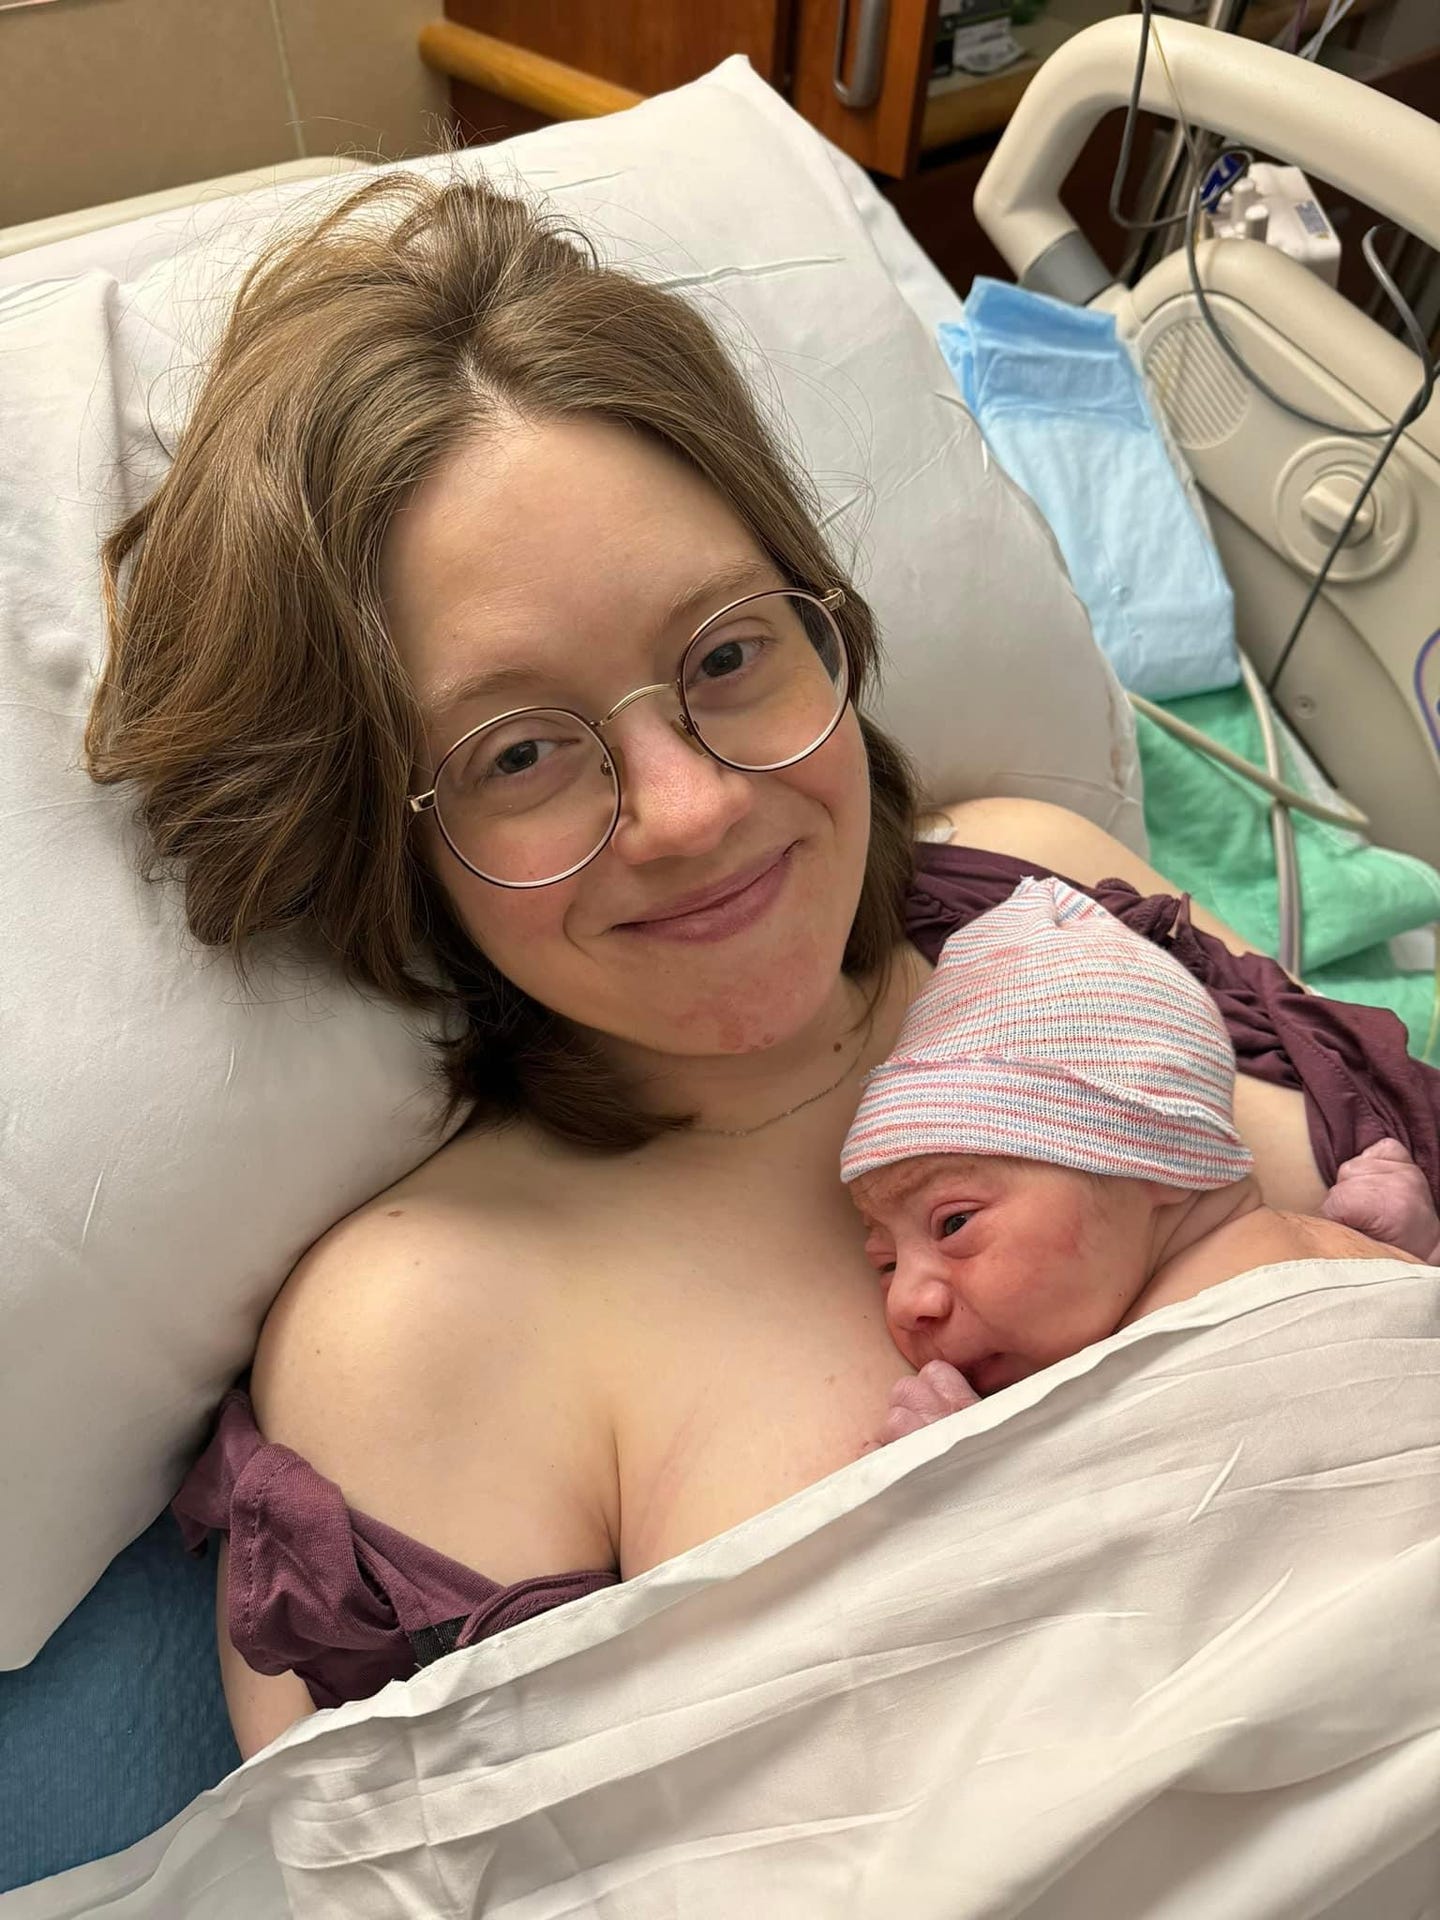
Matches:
[974,16,1440,298]
[418,22,644,122]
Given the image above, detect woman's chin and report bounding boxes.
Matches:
[622,998,839,1063]
[614,951,852,1061]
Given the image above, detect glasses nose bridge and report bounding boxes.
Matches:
[596,677,682,735]
[594,680,706,770]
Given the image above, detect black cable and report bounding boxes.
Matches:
[1260,228,1436,690]
[1175,146,1436,692]
[1182,148,1434,440]
[1108,0,1197,237]
[1107,6,1436,700]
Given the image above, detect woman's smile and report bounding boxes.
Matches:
[612,842,797,944]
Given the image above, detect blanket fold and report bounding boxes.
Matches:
[9,1259,1438,1920]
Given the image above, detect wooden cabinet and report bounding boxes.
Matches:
[791,0,938,176]
[435,0,945,177]
[441,0,795,98]
[429,0,1432,301]
[432,0,1419,177]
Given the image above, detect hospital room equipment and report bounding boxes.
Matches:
[976,14,1440,880]
[962,6,1439,974]
[1,14,1438,1911]
[1205,162,1343,282]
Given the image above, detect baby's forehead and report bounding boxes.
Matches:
[853,1152,1006,1215]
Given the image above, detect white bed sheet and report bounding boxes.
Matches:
[9,1257,1437,1920]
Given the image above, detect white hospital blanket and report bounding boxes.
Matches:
[10,1259,1439,1920]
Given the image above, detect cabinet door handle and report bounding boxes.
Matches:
[833,0,890,109]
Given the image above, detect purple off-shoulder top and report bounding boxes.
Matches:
[174,842,1440,1709]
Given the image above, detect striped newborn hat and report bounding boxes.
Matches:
[841,875,1254,1189]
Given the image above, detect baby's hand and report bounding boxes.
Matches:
[878,1359,981,1445]
[1321,1137,1440,1262]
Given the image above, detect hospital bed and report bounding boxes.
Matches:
[977,16,1440,876]
[1,18,1437,1915]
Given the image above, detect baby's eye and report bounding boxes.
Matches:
[938,1212,972,1239]
[864,1239,896,1280]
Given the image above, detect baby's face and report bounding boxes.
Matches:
[852,1153,1162,1395]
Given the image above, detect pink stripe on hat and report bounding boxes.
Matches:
[841,876,1254,1190]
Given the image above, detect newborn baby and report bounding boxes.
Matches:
[842,876,1435,1443]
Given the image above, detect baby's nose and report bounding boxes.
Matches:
[885,1266,955,1334]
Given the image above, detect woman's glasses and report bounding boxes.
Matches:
[408,588,849,888]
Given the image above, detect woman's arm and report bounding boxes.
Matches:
[194,1165,621,1765]
[216,1540,316,1761]
[935,797,1269,962]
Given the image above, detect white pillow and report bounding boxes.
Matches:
[0,56,1141,1666]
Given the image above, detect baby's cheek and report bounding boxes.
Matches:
[972,1255,1052,1327]
[983,1246,1111,1358]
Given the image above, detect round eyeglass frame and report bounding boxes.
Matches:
[407,586,850,889]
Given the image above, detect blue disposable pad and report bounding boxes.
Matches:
[0,1514,238,1893]
[939,279,1239,700]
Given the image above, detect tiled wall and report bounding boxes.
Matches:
[1,0,449,226]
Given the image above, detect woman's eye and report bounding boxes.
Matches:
[938,1212,972,1239]
[492,738,548,778]
[690,633,765,687]
[698,639,746,679]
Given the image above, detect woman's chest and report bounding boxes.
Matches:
[574,1152,904,1577]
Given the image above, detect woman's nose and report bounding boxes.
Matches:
[606,699,755,865]
[885,1262,956,1335]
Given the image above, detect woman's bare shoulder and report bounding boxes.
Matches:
[259,1124,531,1316]
[936,797,1258,961]
[251,1121,619,1574]
[1269,1209,1423,1265]
[936,797,1147,883]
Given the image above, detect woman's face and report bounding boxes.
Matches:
[383,414,873,1061]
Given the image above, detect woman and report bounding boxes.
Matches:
[86,172,1438,1761]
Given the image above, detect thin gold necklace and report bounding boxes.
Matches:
[689,1034,870,1140]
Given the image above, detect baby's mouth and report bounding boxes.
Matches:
[966,1353,1037,1396]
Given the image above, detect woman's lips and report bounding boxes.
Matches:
[616,846,794,945]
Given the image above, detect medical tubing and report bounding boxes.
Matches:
[1126,690,1370,830]
[1175,143,1435,696]
[1410,630,1440,1065]
[1183,161,1435,441]
[1109,0,1202,238]
[1115,14,1436,442]
[1412,629,1440,763]
[1265,413,1414,694]
[1423,931,1440,1065]
[1363,227,1439,372]
[1300,0,1357,61]
[1108,13,1431,978]
[1239,650,1303,973]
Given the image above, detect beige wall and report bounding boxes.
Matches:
[0,0,449,227]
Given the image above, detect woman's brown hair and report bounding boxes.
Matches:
[87,169,919,1151]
